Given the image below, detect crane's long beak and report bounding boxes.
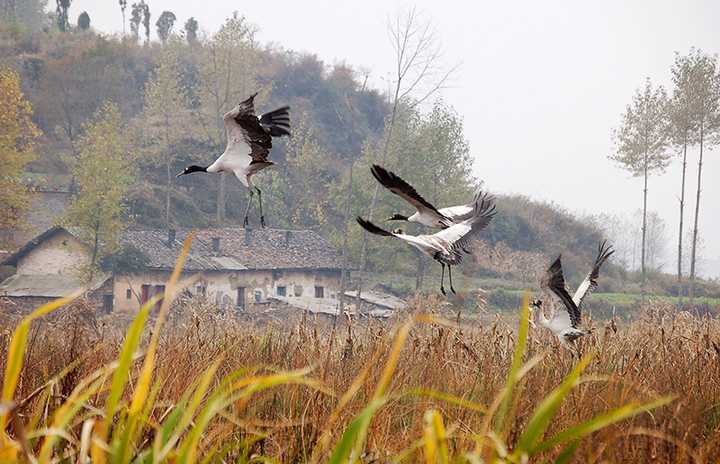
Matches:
[176,170,186,177]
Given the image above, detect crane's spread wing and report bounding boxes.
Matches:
[222,93,273,162]
[542,256,581,328]
[430,194,495,264]
[573,240,614,309]
[356,217,437,255]
[370,164,450,225]
[433,192,496,258]
[437,186,483,222]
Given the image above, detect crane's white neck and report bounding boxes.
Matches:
[532,306,551,328]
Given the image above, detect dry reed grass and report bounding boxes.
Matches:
[0,238,717,462]
[1,295,718,462]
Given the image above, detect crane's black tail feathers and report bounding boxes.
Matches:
[260,106,291,137]
[356,217,394,237]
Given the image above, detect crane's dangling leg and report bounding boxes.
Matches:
[439,263,446,295]
[255,186,265,228]
[243,188,255,226]
[448,265,456,294]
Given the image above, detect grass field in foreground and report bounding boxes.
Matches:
[0,237,717,462]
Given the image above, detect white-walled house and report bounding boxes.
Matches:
[0,226,344,314]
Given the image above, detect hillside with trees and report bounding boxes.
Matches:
[0,1,717,305]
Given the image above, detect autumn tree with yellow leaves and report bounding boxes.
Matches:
[63,102,136,280]
[0,68,39,240]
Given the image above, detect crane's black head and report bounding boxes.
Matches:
[177,165,208,177]
[530,299,542,309]
[386,213,409,222]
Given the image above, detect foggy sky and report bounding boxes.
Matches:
[63,0,720,277]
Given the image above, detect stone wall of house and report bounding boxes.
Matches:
[112,268,342,313]
[0,296,55,314]
[16,231,89,276]
[0,289,110,316]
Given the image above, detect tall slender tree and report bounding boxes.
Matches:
[129,2,142,41]
[193,13,260,224]
[155,10,176,44]
[0,69,40,241]
[141,44,194,228]
[55,0,71,31]
[668,51,697,302]
[686,51,720,305]
[184,17,199,45]
[63,102,135,281]
[610,78,671,295]
[141,1,151,45]
[119,0,127,35]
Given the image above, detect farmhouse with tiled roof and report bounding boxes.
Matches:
[0,226,344,313]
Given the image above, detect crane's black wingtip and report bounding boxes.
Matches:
[370,164,391,183]
[550,255,563,270]
[356,216,394,237]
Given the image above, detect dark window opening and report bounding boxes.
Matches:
[236,287,245,310]
[102,294,113,313]
[277,286,286,297]
[254,290,262,303]
[315,286,324,298]
[153,285,166,311]
[140,284,151,304]
[126,288,132,300]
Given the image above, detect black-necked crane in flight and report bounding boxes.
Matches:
[371,164,483,229]
[356,193,496,295]
[177,93,290,227]
[531,241,614,347]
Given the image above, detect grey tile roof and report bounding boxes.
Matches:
[0,273,109,297]
[119,229,218,271]
[344,290,406,310]
[3,227,343,272]
[121,227,343,271]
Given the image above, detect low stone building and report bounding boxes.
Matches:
[0,226,344,313]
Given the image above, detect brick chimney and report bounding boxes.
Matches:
[244,229,252,245]
[212,237,220,254]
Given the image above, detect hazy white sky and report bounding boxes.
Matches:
[63,0,719,276]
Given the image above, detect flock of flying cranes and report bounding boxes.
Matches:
[176,94,615,347]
